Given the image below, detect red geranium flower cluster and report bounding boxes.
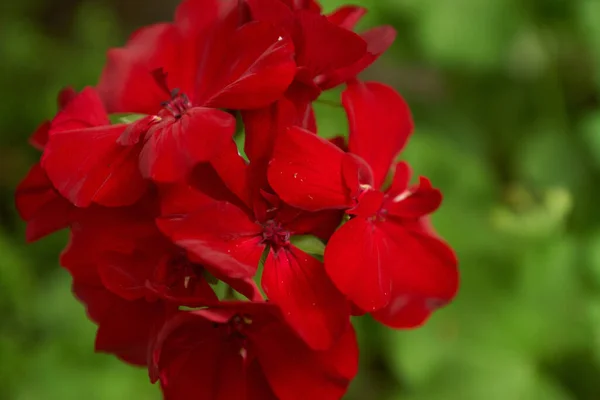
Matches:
[15,0,459,398]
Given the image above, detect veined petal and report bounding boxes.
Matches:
[251,319,358,400]
[319,26,397,90]
[158,162,242,216]
[242,98,296,164]
[210,139,253,208]
[50,87,111,133]
[385,176,442,219]
[268,126,349,211]
[343,81,413,189]
[157,202,264,279]
[372,222,459,329]
[200,22,296,109]
[74,282,167,366]
[295,11,367,78]
[15,163,73,242]
[42,124,147,207]
[327,5,367,30]
[139,107,236,183]
[97,24,175,114]
[324,217,392,311]
[247,0,296,30]
[262,246,350,350]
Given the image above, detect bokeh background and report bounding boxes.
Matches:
[2,0,600,398]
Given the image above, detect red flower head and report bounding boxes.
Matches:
[268,80,459,328]
[152,302,358,400]
[15,0,459,397]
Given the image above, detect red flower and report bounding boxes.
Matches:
[41,87,235,206]
[97,0,296,114]
[245,0,396,127]
[157,152,349,349]
[268,80,459,327]
[152,302,358,400]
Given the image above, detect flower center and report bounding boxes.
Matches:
[160,89,191,119]
[261,220,291,250]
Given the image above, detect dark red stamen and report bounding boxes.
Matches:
[161,89,191,119]
[262,220,291,250]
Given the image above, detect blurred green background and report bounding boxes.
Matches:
[2,0,600,398]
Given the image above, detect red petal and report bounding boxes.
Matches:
[153,311,246,399]
[268,126,349,211]
[29,121,51,150]
[281,0,322,12]
[199,22,296,109]
[97,24,175,114]
[372,222,459,329]
[159,162,242,216]
[282,208,344,241]
[386,177,442,219]
[247,0,295,30]
[95,298,167,366]
[157,202,263,279]
[242,98,296,163]
[61,205,159,269]
[210,139,253,208]
[341,152,375,200]
[251,318,357,400]
[174,0,238,37]
[388,161,411,195]
[324,217,393,311]
[262,246,350,350]
[296,11,367,77]
[42,124,147,207]
[74,282,166,366]
[139,107,236,183]
[147,253,218,304]
[320,26,397,90]
[350,190,384,218]
[247,359,278,400]
[97,250,158,301]
[342,81,413,188]
[50,87,111,133]
[15,163,73,242]
[327,5,367,30]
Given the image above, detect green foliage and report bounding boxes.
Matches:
[2,0,600,399]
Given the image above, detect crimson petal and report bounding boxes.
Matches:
[343,81,412,188]
[15,163,73,242]
[251,319,358,400]
[42,124,147,207]
[295,11,367,78]
[97,24,175,114]
[268,126,349,211]
[199,22,296,109]
[262,246,349,350]
[157,202,263,279]
[372,222,459,328]
[320,26,397,90]
[139,107,236,183]
[324,217,393,311]
[152,311,246,399]
[327,5,367,30]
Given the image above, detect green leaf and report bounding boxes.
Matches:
[108,113,147,125]
[290,235,326,258]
